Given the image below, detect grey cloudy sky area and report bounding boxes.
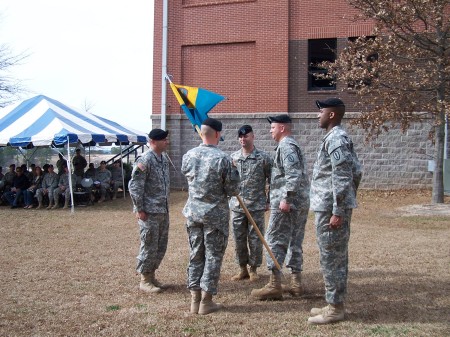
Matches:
[0,0,154,133]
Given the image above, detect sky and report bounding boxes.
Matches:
[0,0,154,133]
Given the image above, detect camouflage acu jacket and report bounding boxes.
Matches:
[270,136,310,210]
[229,147,272,212]
[181,144,240,234]
[310,125,362,215]
[129,149,170,214]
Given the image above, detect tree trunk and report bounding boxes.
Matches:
[432,113,445,204]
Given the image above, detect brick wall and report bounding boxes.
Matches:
[153,0,289,115]
[151,113,436,190]
[152,1,447,191]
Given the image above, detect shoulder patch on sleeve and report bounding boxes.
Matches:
[330,147,346,166]
[137,162,146,172]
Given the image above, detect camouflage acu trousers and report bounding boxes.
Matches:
[231,210,265,267]
[136,213,169,273]
[314,210,352,304]
[265,208,307,272]
[186,221,228,295]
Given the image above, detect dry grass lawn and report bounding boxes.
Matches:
[0,189,449,337]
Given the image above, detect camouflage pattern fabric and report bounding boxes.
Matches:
[314,210,352,304]
[265,136,310,272]
[265,208,308,272]
[310,125,361,304]
[129,150,170,214]
[285,207,309,272]
[111,166,123,184]
[310,126,362,214]
[229,147,271,212]
[229,147,271,268]
[269,136,309,210]
[182,143,239,293]
[186,221,228,295]
[53,172,76,203]
[129,150,170,273]
[136,213,169,273]
[231,210,265,267]
[36,171,59,202]
[181,144,239,235]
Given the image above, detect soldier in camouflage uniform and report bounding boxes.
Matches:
[229,125,272,282]
[181,118,240,315]
[308,98,362,325]
[95,161,112,203]
[251,114,310,301]
[36,164,59,209]
[52,164,76,209]
[129,128,170,294]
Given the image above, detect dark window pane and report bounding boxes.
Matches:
[308,38,336,91]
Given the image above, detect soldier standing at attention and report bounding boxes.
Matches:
[308,98,362,325]
[181,118,240,315]
[229,125,272,282]
[129,128,170,294]
[251,115,310,301]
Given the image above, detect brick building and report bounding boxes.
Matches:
[151,0,444,190]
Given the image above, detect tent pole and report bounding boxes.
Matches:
[67,139,75,214]
[120,142,126,199]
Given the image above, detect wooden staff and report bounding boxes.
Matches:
[236,195,281,271]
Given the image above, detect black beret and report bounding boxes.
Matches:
[238,125,253,136]
[149,128,169,140]
[316,98,345,109]
[202,117,222,132]
[267,114,292,124]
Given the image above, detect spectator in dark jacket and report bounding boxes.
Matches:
[2,166,30,208]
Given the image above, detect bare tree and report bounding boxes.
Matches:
[0,43,28,108]
[322,0,449,203]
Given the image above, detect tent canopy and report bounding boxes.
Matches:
[0,95,149,148]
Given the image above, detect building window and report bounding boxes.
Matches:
[308,38,337,91]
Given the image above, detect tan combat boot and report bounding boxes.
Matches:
[231,265,249,281]
[307,303,345,325]
[249,266,259,281]
[139,272,162,293]
[62,198,70,209]
[46,201,53,210]
[36,201,43,210]
[198,291,223,315]
[190,290,201,314]
[288,272,303,297]
[149,271,167,289]
[250,271,283,300]
[310,305,329,316]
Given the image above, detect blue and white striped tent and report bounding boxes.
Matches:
[0,95,148,147]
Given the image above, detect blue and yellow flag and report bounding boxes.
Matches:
[169,82,225,128]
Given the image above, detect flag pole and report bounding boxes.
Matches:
[160,0,168,130]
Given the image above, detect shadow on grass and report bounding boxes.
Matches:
[214,269,449,325]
